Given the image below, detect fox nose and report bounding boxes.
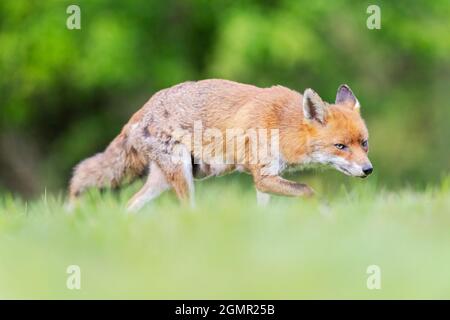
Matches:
[362,165,373,176]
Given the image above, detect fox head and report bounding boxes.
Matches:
[301,85,373,178]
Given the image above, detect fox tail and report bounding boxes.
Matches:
[68,132,144,204]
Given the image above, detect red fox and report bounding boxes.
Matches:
[69,79,372,211]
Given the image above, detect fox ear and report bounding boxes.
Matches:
[336,84,360,110]
[303,88,327,124]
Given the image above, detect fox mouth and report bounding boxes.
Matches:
[337,166,353,176]
[330,163,351,175]
[335,165,366,178]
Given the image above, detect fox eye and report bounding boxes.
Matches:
[361,140,368,148]
[334,143,347,150]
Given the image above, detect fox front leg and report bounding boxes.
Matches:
[256,190,271,206]
[253,174,315,198]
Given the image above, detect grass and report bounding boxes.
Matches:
[0,173,449,299]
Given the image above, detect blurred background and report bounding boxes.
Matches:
[0,0,448,197]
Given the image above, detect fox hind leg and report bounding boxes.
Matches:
[126,161,170,212]
[127,145,196,212]
[157,146,195,207]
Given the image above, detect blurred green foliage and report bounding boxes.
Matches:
[0,0,449,195]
